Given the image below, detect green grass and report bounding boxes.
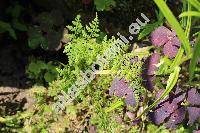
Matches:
[189,33,200,82]
[179,11,200,17]
[188,0,200,11]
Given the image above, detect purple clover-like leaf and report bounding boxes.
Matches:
[163,37,180,58]
[187,88,200,105]
[151,26,175,46]
[149,89,186,126]
[146,53,160,75]
[187,107,200,125]
[109,78,136,106]
[163,42,179,59]
[165,107,186,128]
[125,90,136,106]
[151,26,181,58]
[168,36,181,47]
[150,87,200,128]
[150,101,179,125]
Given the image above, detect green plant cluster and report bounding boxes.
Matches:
[1,0,200,132]
[0,2,27,40]
[26,59,58,85]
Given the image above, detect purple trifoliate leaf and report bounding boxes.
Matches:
[163,43,179,59]
[109,78,136,106]
[187,88,200,105]
[151,26,175,46]
[165,107,186,128]
[187,107,200,125]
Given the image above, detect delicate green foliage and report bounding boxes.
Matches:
[60,15,115,91]
[94,0,116,11]
[156,56,173,75]
[147,124,169,133]
[105,99,124,113]
[189,33,200,82]
[47,79,66,98]
[67,14,100,40]
[0,111,33,132]
[27,60,58,84]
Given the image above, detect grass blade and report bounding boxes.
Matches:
[134,66,181,120]
[179,11,200,17]
[188,0,200,11]
[105,100,124,113]
[189,33,200,82]
[171,1,191,69]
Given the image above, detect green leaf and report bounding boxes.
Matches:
[179,11,200,17]
[189,33,200,82]
[153,0,191,56]
[94,0,116,11]
[12,20,28,31]
[27,60,46,76]
[6,4,22,18]
[170,47,185,70]
[171,1,192,69]
[0,20,17,39]
[44,72,57,83]
[105,99,124,113]
[28,28,48,49]
[134,66,181,120]
[138,21,162,40]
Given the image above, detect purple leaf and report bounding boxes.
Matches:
[125,90,136,106]
[165,107,186,128]
[149,87,200,128]
[187,88,200,105]
[187,107,200,125]
[146,53,160,75]
[151,26,181,58]
[150,89,185,125]
[169,36,181,47]
[163,43,179,58]
[142,75,155,91]
[151,26,175,46]
[193,130,200,133]
[151,101,178,125]
[109,78,136,106]
[150,90,176,124]
[163,37,180,58]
